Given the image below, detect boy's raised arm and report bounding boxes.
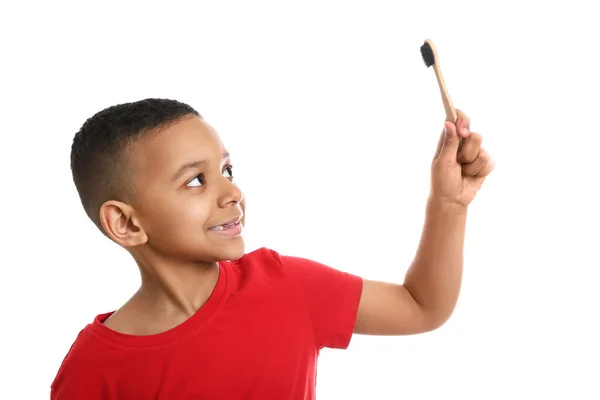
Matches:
[354,111,494,336]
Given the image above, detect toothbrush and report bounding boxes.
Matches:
[420,39,463,150]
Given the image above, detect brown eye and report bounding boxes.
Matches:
[224,165,234,179]
[186,174,205,187]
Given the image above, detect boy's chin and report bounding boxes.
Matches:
[213,240,246,262]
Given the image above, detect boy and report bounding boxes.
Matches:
[51,98,494,399]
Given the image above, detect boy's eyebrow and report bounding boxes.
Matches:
[172,151,230,181]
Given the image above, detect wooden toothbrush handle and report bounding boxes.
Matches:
[433,63,463,150]
[433,63,457,123]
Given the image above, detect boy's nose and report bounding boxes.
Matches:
[217,177,243,207]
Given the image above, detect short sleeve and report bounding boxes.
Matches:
[277,253,363,350]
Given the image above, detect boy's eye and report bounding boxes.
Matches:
[224,165,234,179]
[187,174,205,187]
[186,166,233,188]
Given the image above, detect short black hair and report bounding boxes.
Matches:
[70,98,201,231]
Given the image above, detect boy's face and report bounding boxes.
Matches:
[127,115,246,262]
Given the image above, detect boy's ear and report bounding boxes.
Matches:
[99,200,148,247]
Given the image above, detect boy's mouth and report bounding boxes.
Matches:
[208,216,243,233]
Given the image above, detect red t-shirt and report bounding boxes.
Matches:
[50,247,363,399]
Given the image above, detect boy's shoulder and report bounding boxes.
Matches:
[228,246,291,278]
[230,247,333,284]
[235,246,281,264]
[50,319,114,394]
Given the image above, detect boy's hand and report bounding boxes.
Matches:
[430,110,494,209]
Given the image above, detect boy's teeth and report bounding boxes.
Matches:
[212,222,236,230]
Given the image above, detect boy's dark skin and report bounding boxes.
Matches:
[100,110,494,337]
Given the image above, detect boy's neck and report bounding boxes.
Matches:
[136,257,221,318]
[103,252,221,336]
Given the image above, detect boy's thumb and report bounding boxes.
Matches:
[439,122,459,160]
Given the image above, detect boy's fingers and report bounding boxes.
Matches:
[457,132,482,163]
[461,148,490,176]
[434,109,470,161]
[438,122,460,161]
[455,109,471,138]
[433,126,446,160]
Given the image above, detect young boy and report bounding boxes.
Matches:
[51,98,493,399]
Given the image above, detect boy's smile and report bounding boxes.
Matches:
[208,216,244,236]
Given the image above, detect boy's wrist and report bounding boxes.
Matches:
[426,196,469,217]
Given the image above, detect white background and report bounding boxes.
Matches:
[1,1,599,399]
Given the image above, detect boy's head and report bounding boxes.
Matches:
[71,98,245,263]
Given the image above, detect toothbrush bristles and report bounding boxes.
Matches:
[420,42,435,67]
